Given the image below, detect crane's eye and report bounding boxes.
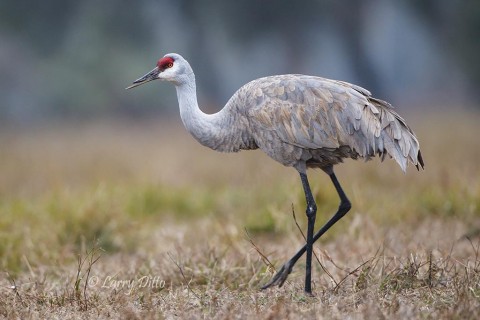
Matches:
[167,63,173,68]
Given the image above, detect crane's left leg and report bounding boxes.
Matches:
[299,172,317,295]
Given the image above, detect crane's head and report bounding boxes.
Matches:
[126,53,193,89]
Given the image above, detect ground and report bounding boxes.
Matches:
[0,110,479,319]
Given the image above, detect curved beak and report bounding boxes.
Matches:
[126,67,160,90]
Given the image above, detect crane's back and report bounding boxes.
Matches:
[227,74,423,172]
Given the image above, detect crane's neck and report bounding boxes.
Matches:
[174,74,251,152]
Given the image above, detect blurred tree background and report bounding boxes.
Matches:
[0,0,478,124]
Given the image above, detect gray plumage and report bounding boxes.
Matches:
[127,53,424,295]
[222,74,423,173]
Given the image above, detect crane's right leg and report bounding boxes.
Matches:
[261,166,351,291]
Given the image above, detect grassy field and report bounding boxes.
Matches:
[0,110,479,319]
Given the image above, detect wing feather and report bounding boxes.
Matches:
[242,75,423,171]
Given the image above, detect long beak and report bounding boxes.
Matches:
[126,67,160,90]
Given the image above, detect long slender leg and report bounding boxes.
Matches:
[261,167,351,290]
[300,172,317,295]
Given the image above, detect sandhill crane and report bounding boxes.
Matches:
[127,53,424,295]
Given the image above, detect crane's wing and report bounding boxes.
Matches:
[244,75,423,171]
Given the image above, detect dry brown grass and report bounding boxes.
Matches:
[0,110,479,319]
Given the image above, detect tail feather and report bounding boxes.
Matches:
[416,150,425,170]
[372,99,424,172]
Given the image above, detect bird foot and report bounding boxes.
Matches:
[261,260,294,290]
[304,289,315,297]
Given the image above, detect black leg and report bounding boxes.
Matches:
[300,172,316,295]
[261,167,351,291]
